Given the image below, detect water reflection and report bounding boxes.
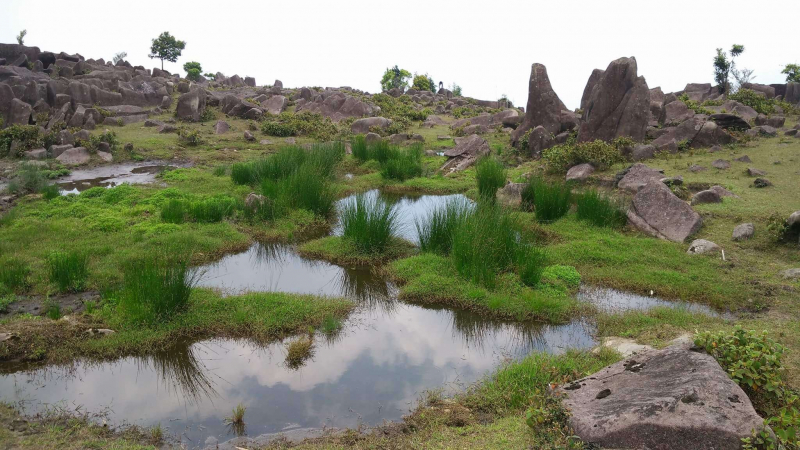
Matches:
[56,163,177,195]
[577,285,727,317]
[136,340,219,405]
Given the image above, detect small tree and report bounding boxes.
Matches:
[412,73,434,92]
[450,83,463,97]
[183,61,202,81]
[782,64,800,83]
[148,32,186,70]
[113,52,127,64]
[713,44,744,94]
[16,29,27,45]
[380,65,411,92]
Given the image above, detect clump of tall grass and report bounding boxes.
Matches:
[240,195,284,223]
[44,297,61,320]
[161,199,186,224]
[416,197,472,255]
[576,189,627,228]
[0,257,30,294]
[47,251,89,293]
[118,254,199,324]
[340,193,400,254]
[451,202,547,288]
[280,164,336,216]
[351,135,369,162]
[225,402,247,436]
[230,162,258,185]
[231,143,344,186]
[521,177,572,223]
[381,145,423,181]
[187,196,237,223]
[212,165,228,177]
[475,156,507,199]
[41,184,60,200]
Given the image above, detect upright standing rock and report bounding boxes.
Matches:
[176,89,206,122]
[580,69,604,110]
[578,57,650,143]
[511,63,565,146]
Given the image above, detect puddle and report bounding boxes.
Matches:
[56,162,182,195]
[577,285,726,317]
[0,190,720,448]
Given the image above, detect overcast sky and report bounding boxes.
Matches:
[2,0,796,110]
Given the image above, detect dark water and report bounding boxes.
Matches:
[57,162,177,195]
[0,190,715,448]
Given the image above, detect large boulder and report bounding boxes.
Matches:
[55,147,91,166]
[579,68,604,111]
[629,179,702,242]
[439,134,490,174]
[7,98,32,125]
[709,113,750,130]
[566,163,594,182]
[527,125,554,158]
[262,95,287,115]
[175,89,206,121]
[560,341,765,450]
[578,57,650,143]
[741,83,775,98]
[510,63,565,146]
[351,117,392,134]
[617,163,665,194]
[785,82,800,105]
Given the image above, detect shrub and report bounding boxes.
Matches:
[0,125,42,157]
[261,112,338,141]
[339,193,400,254]
[40,184,60,200]
[542,137,629,173]
[92,130,119,150]
[475,156,507,199]
[47,251,89,293]
[729,89,776,115]
[521,177,572,223]
[7,164,50,195]
[261,121,296,137]
[183,61,202,81]
[0,257,29,294]
[178,127,203,146]
[380,145,423,181]
[371,93,429,123]
[576,189,627,228]
[118,255,198,324]
[160,199,186,224]
[416,197,472,255]
[678,94,713,115]
[412,73,435,92]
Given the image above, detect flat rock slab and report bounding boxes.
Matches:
[617,163,665,194]
[560,342,765,450]
[629,180,702,242]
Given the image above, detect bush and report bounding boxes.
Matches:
[0,125,42,157]
[370,93,429,123]
[416,197,472,255]
[729,89,775,115]
[178,127,203,146]
[576,189,627,228]
[261,121,296,137]
[7,164,50,195]
[261,112,338,141]
[475,156,507,199]
[678,94,713,115]
[47,251,89,293]
[340,193,400,254]
[521,177,572,223]
[118,255,198,324]
[0,257,29,294]
[542,137,629,173]
[184,61,202,81]
[412,73,435,92]
[380,145,423,181]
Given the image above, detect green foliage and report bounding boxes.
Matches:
[7,164,50,195]
[521,177,572,223]
[44,298,61,320]
[783,64,800,83]
[160,197,236,224]
[714,44,744,94]
[16,29,26,45]
[351,135,368,161]
[412,73,435,92]
[475,156,507,199]
[339,193,400,254]
[450,82,462,97]
[47,251,89,293]
[0,257,29,294]
[118,254,198,325]
[261,121,295,137]
[678,94,714,115]
[183,61,202,81]
[280,164,336,216]
[416,197,472,255]
[260,112,338,141]
[370,93,429,123]
[148,31,186,69]
[576,189,627,228]
[542,137,629,173]
[729,89,778,115]
[40,184,60,200]
[380,145,423,181]
[177,127,203,146]
[380,65,411,92]
[321,314,342,335]
[0,124,42,157]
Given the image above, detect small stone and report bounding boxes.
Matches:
[259,139,273,145]
[711,159,731,170]
[735,155,752,163]
[596,389,611,399]
[691,189,722,205]
[747,167,766,177]
[687,239,721,255]
[753,178,772,188]
[97,151,113,163]
[566,163,595,182]
[688,165,706,173]
[781,268,800,280]
[214,120,230,134]
[732,223,754,241]
[244,131,255,141]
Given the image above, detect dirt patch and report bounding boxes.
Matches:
[1,291,99,318]
[0,314,105,366]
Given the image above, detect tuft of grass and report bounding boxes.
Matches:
[187,196,236,223]
[117,254,199,325]
[47,251,89,293]
[521,177,572,223]
[516,245,547,287]
[149,424,163,443]
[321,314,342,335]
[230,161,257,185]
[227,403,247,425]
[416,197,472,255]
[212,165,228,177]
[160,199,186,224]
[380,145,423,181]
[475,156,507,199]
[281,164,336,216]
[286,335,314,369]
[576,189,627,228]
[44,297,61,320]
[340,193,400,254]
[351,135,369,162]
[41,184,60,200]
[0,257,30,294]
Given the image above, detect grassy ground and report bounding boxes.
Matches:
[299,235,417,266]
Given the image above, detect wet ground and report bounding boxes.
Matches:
[56,161,183,195]
[0,190,725,448]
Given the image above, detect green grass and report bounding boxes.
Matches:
[522,177,572,223]
[0,257,29,294]
[575,189,627,228]
[475,156,507,199]
[160,199,186,224]
[416,196,472,254]
[117,254,199,325]
[299,235,416,265]
[339,193,400,253]
[596,306,724,345]
[47,251,89,293]
[280,164,336,216]
[186,196,237,223]
[351,135,368,162]
[380,145,423,181]
[40,184,60,200]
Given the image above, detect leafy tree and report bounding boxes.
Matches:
[450,83,463,97]
[112,52,127,64]
[412,73,435,92]
[16,29,26,45]
[183,61,202,81]
[713,44,744,94]
[204,72,216,80]
[148,32,186,70]
[380,65,411,92]
[782,64,800,83]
